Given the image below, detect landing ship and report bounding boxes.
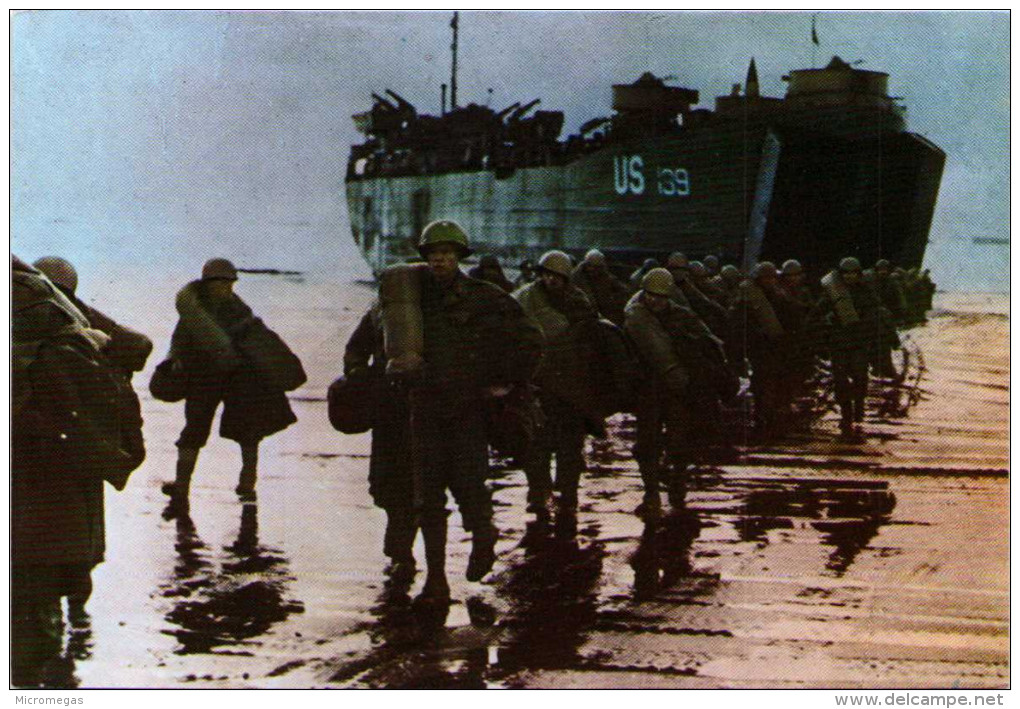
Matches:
[345,15,945,277]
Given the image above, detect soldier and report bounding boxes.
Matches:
[515,250,599,517]
[468,254,515,293]
[515,259,538,289]
[810,257,885,438]
[13,256,144,686]
[570,248,630,325]
[33,256,153,380]
[385,221,542,604]
[629,257,660,290]
[703,254,721,279]
[624,268,716,514]
[871,259,907,325]
[713,264,744,308]
[161,259,299,505]
[730,262,789,438]
[666,252,730,343]
[777,259,819,406]
[343,303,418,581]
[689,260,726,305]
[868,259,906,378]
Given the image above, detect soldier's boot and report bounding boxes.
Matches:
[466,521,498,582]
[556,464,583,513]
[383,510,417,583]
[417,517,451,605]
[853,396,866,424]
[235,444,259,500]
[667,459,689,509]
[162,447,199,502]
[636,458,662,517]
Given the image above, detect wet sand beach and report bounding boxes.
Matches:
[57,275,1007,688]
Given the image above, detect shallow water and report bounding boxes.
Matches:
[40,278,1008,688]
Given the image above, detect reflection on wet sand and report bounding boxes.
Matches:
[160,504,304,655]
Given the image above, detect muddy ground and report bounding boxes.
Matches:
[49,278,1008,688]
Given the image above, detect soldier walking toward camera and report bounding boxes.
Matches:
[380,221,541,605]
[730,262,789,439]
[624,268,714,514]
[570,249,630,325]
[810,257,884,438]
[161,259,300,505]
[515,250,599,517]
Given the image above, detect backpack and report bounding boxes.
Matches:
[13,268,145,491]
[15,332,145,491]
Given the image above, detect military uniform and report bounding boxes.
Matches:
[730,272,789,437]
[171,281,297,450]
[12,257,144,686]
[514,277,598,509]
[810,266,884,433]
[415,270,542,529]
[624,288,713,507]
[570,262,630,325]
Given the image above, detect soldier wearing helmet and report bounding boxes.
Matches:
[665,251,730,341]
[809,256,886,438]
[870,258,907,325]
[730,261,792,438]
[711,264,744,308]
[570,248,630,325]
[629,257,661,290]
[776,259,819,404]
[467,254,515,293]
[624,268,725,514]
[688,260,726,305]
[33,256,153,380]
[161,258,300,506]
[514,249,599,519]
[703,254,721,279]
[360,220,541,605]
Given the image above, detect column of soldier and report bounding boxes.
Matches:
[11,225,935,683]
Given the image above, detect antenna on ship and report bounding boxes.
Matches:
[811,14,820,68]
[450,11,459,110]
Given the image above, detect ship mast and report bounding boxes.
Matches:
[450,11,459,110]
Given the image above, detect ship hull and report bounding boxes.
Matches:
[346,123,944,278]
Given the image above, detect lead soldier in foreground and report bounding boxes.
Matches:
[369,221,542,605]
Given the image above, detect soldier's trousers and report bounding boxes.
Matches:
[417,405,493,534]
[832,348,870,422]
[633,386,689,493]
[525,394,587,504]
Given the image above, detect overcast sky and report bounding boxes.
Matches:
[11,10,1009,290]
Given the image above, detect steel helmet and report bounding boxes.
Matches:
[202,258,238,281]
[418,219,472,258]
[839,256,862,273]
[781,259,803,276]
[720,264,742,282]
[874,258,891,271]
[583,249,607,267]
[33,256,78,294]
[751,261,778,280]
[666,252,689,269]
[538,250,573,279]
[689,261,708,278]
[703,254,720,271]
[641,268,674,297]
